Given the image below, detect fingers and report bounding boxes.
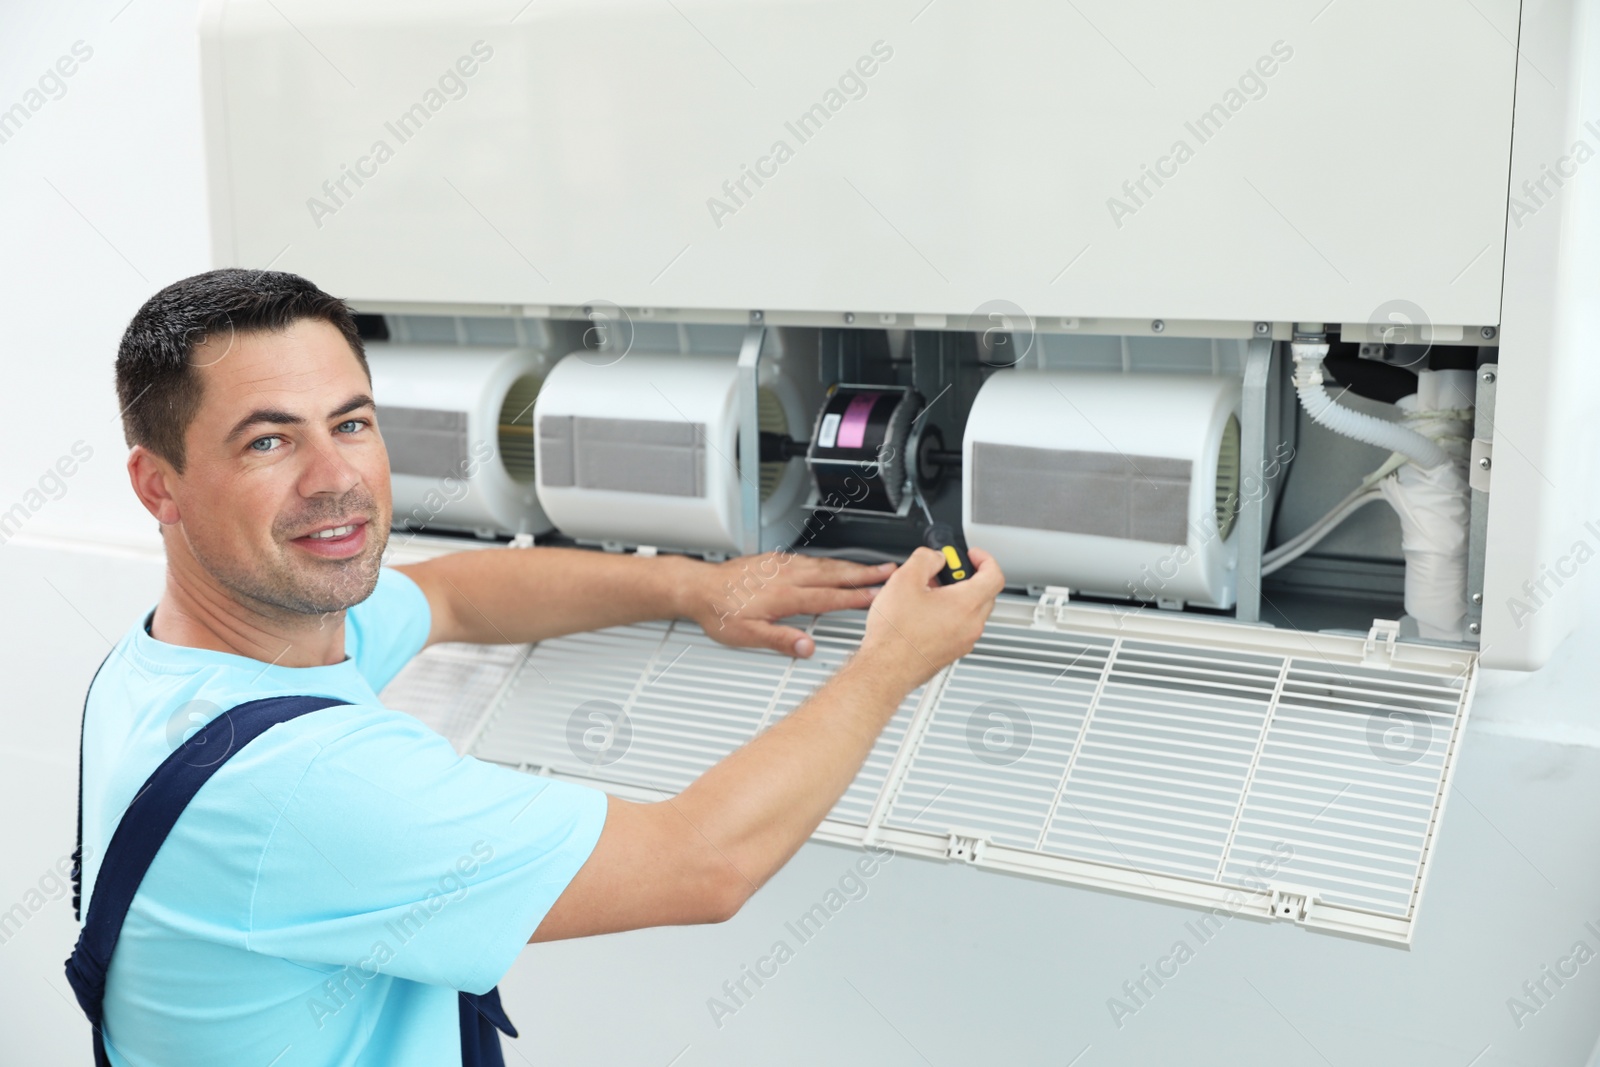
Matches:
[962,546,1007,595]
[788,585,881,614]
[786,554,898,587]
[905,544,1004,597]
[885,545,949,589]
[729,546,997,611]
[739,620,815,658]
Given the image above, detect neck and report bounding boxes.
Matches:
[149,532,348,668]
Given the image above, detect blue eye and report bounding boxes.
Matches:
[249,436,282,452]
[337,419,366,434]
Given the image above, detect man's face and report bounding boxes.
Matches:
[172,318,391,617]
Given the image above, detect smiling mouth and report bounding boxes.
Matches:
[288,517,372,557]
[305,523,361,540]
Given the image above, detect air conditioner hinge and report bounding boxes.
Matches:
[1363,619,1401,666]
[945,832,987,864]
[1267,885,1317,924]
[1032,586,1073,629]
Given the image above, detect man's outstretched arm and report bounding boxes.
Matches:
[528,546,1006,940]
[395,546,898,658]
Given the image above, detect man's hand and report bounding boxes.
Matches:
[855,545,1006,693]
[682,551,900,658]
[533,543,1005,943]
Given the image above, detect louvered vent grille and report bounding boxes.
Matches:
[414,597,1472,945]
[380,641,529,753]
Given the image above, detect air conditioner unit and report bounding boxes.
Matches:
[199,0,1600,945]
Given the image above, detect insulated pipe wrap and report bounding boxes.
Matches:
[1289,343,1473,639]
[1376,369,1475,640]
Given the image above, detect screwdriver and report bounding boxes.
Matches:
[916,491,974,585]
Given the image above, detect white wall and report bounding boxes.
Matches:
[0,3,210,1061]
[0,0,211,555]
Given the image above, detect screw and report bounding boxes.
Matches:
[1471,592,1483,605]
[1481,326,1497,340]
[1481,370,1496,383]
[751,310,764,323]
[1254,321,1270,336]
[1478,457,1492,470]
[1151,319,1166,333]
[844,312,855,324]
[1469,622,1481,635]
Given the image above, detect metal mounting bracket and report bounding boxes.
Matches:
[1470,438,1493,493]
[736,324,767,555]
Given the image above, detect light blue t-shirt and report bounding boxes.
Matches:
[79,566,607,1066]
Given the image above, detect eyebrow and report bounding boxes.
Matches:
[224,393,375,443]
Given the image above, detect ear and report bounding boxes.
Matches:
[127,445,182,525]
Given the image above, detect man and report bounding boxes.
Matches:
[75,269,1003,1064]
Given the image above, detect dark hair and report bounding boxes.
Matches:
[115,269,370,473]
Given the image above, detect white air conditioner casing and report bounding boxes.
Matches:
[367,343,555,538]
[201,0,1600,948]
[534,353,747,552]
[531,337,821,554]
[199,0,1515,325]
[964,371,1242,608]
[197,0,1600,671]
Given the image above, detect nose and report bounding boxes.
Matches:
[298,433,363,501]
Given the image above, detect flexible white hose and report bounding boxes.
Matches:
[1377,372,1475,640]
[1261,487,1385,576]
[1291,342,1449,469]
[1280,352,1473,638]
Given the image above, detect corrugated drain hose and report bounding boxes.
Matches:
[1292,342,1448,469]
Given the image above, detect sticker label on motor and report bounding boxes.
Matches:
[818,412,841,449]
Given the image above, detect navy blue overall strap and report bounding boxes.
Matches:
[66,695,346,1065]
[65,693,518,1067]
[461,986,518,1067]
[71,651,113,924]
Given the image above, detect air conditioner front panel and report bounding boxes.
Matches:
[425,596,1475,946]
[201,0,1517,328]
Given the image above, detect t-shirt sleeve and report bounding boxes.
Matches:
[346,566,433,691]
[244,707,608,994]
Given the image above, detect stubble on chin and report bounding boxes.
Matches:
[198,522,389,618]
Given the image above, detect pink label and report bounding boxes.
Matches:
[837,392,881,450]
